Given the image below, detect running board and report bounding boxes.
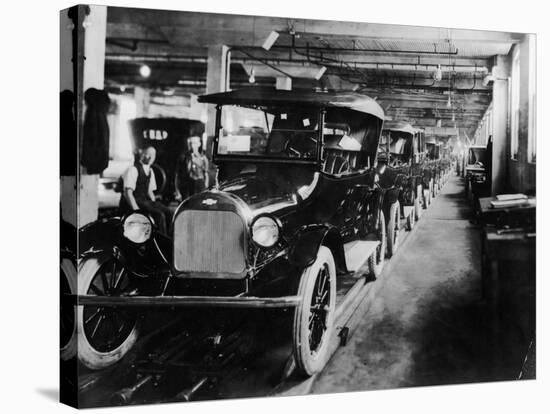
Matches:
[69,294,302,308]
[343,240,380,273]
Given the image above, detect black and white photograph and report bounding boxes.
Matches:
[56,3,540,409]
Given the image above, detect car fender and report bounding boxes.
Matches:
[79,217,121,258]
[288,225,348,274]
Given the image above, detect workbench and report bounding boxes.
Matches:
[478,198,536,377]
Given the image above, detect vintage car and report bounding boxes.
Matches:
[464,144,489,200]
[426,141,443,195]
[377,121,427,243]
[72,87,388,377]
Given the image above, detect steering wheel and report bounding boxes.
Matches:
[335,158,350,175]
[284,134,317,157]
[390,158,403,168]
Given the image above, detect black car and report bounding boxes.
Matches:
[426,141,443,195]
[377,121,428,239]
[73,87,388,377]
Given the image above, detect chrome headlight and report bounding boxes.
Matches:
[123,212,153,244]
[251,216,280,248]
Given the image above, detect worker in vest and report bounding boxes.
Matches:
[119,145,171,235]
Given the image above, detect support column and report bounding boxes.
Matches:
[78,5,107,227]
[205,45,230,142]
[491,55,510,195]
[134,86,150,118]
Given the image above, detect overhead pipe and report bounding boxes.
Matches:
[271,43,459,56]
[231,46,294,79]
[107,37,170,52]
[105,53,488,72]
[106,54,207,63]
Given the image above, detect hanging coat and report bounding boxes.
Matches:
[81,88,110,174]
[60,90,77,176]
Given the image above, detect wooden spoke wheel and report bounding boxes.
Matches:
[293,246,336,376]
[77,254,140,370]
[60,258,77,361]
[386,201,401,257]
[368,211,386,278]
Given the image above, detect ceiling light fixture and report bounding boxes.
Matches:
[262,31,280,51]
[315,66,327,80]
[139,64,151,78]
[248,68,256,84]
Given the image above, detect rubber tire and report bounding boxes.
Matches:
[367,211,386,278]
[293,246,336,377]
[424,187,431,208]
[60,258,77,361]
[77,254,140,370]
[407,194,416,231]
[386,201,400,257]
[415,184,423,219]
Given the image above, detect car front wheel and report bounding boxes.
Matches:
[293,246,336,377]
[77,254,140,370]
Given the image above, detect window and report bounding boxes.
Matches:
[528,35,536,163]
[510,47,520,160]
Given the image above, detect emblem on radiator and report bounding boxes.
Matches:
[202,198,218,206]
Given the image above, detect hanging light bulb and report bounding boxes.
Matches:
[433,64,443,82]
[248,68,255,84]
[139,64,151,78]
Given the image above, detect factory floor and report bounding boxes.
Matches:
[310,174,533,394]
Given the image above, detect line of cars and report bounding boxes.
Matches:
[61,87,452,378]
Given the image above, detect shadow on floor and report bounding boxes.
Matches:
[36,388,58,402]
[405,279,495,386]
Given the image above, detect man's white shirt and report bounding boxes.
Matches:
[122,163,157,193]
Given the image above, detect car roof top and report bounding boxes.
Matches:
[382,120,418,135]
[198,87,385,120]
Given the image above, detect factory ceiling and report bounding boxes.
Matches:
[104,7,524,139]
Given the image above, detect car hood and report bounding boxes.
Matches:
[217,174,300,215]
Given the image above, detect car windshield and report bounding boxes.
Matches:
[216,105,320,160]
[378,130,413,162]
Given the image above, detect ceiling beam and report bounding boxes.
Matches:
[107,7,525,46]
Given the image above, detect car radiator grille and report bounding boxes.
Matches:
[173,210,247,274]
